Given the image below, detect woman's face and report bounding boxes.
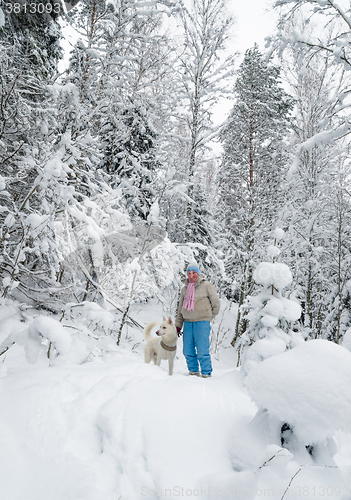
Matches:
[188,271,198,283]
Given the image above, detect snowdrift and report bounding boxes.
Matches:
[246,339,351,443]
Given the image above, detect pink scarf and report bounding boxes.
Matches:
[183,278,198,312]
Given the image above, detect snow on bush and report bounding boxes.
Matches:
[64,302,116,333]
[273,227,285,241]
[241,258,302,374]
[246,339,351,443]
[31,316,72,352]
[253,262,292,290]
[267,244,280,260]
[0,300,123,366]
[0,315,74,364]
[261,295,301,323]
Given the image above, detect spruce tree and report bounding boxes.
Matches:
[100,106,158,221]
[0,3,62,169]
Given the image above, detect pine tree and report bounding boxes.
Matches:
[218,44,294,346]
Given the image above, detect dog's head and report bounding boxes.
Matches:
[156,316,174,336]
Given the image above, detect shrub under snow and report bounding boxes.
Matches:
[246,339,351,444]
[241,258,302,374]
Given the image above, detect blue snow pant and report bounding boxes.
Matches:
[183,320,212,376]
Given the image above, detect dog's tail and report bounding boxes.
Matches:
[143,321,158,341]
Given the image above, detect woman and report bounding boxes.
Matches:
[175,262,220,377]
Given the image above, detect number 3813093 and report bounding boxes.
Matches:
[4,2,61,14]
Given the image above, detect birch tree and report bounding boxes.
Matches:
[0,6,65,304]
[269,0,351,144]
[276,16,351,341]
[176,0,236,245]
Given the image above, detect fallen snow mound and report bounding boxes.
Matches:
[246,339,351,444]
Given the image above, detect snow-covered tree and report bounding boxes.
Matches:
[324,183,351,344]
[0,3,62,169]
[0,0,63,78]
[241,229,302,372]
[218,44,294,343]
[174,0,236,248]
[269,0,351,143]
[64,0,177,222]
[276,17,351,342]
[0,7,67,304]
[101,106,158,221]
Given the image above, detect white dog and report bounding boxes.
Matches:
[144,317,178,375]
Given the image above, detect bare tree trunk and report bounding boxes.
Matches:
[306,261,313,331]
[185,84,200,243]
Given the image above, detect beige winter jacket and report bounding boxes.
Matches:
[175,275,220,329]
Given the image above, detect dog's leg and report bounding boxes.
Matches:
[169,356,174,376]
[144,349,151,364]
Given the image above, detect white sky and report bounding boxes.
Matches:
[230,0,277,55]
[210,0,278,128]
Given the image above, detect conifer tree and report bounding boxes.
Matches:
[0,2,62,169]
[218,44,294,344]
[100,106,158,221]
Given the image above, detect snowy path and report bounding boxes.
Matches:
[0,348,256,500]
[1,337,351,500]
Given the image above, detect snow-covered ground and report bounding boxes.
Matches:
[0,298,350,500]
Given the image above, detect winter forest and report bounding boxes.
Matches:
[1,0,351,499]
